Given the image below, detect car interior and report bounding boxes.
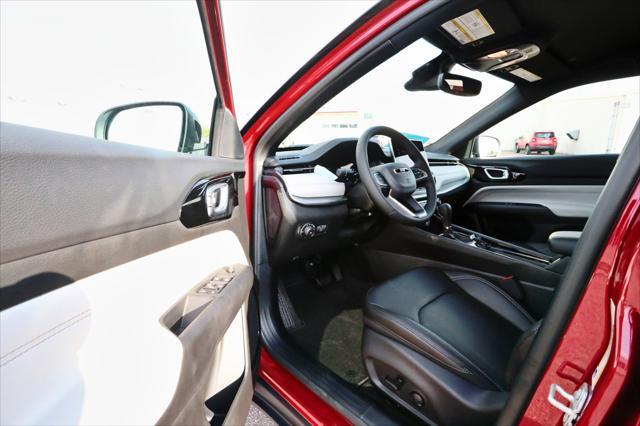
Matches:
[0,0,637,424]
[251,0,640,424]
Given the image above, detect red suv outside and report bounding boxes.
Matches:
[515,131,558,154]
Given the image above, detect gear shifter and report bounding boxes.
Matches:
[437,202,453,236]
[437,203,483,245]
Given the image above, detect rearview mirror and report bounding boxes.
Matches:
[94,101,205,154]
[566,129,580,141]
[405,54,482,96]
[437,73,482,97]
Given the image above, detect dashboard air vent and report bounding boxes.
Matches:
[282,166,314,175]
[429,160,460,166]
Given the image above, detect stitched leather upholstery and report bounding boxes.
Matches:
[364,267,537,391]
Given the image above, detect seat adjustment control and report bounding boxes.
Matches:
[410,391,425,408]
[384,376,404,392]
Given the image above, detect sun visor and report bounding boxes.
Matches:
[425,0,523,58]
[491,53,571,84]
[423,0,570,84]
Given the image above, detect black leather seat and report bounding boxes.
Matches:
[362,267,540,425]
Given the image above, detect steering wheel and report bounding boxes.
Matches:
[355,126,437,225]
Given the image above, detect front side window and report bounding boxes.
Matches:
[1,1,216,154]
[475,76,639,158]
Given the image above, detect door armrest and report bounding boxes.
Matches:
[548,231,582,256]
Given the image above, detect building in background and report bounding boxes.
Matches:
[485,81,639,155]
[281,110,431,148]
[281,110,369,147]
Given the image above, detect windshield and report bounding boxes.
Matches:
[279,40,513,149]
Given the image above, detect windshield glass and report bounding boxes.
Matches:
[279,40,513,149]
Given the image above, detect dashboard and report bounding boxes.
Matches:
[269,137,470,205]
[262,137,471,264]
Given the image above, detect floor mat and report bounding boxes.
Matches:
[279,263,372,385]
[278,259,425,424]
[277,281,305,331]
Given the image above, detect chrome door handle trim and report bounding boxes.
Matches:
[205,182,229,218]
[483,167,510,180]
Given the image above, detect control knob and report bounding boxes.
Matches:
[298,223,317,239]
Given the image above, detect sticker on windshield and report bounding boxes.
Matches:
[441,9,495,45]
[509,68,542,82]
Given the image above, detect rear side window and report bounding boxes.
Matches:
[1,1,216,154]
[534,132,554,138]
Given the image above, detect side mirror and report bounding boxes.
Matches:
[94,101,206,154]
[567,129,580,141]
[437,73,482,97]
[475,135,501,158]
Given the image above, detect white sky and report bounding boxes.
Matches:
[1,0,215,144]
[221,0,377,127]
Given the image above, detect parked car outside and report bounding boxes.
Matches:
[515,131,558,154]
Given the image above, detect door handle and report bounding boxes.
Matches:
[180,175,237,228]
[483,167,510,180]
[205,182,230,219]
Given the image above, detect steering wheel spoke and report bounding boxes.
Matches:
[411,167,430,184]
[372,170,389,188]
[372,170,391,195]
[389,194,427,219]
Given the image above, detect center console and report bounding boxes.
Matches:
[436,202,560,266]
[445,225,558,266]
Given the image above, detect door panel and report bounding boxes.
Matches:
[463,185,604,218]
[0,117,252,425]
[0,0,255,423]
[1,231,249,426]
[0,123,248,308]
[463,202,588,250]
[0,123,245,266]
[465,153,618,185]
[458,154,617,247]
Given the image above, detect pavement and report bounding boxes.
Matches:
[496,150,562,158]
[246,402,278,426]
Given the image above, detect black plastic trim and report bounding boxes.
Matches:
[253,379,309,426]
[205,375,244,426]
[463,154,618,186]
[180,173,242,228]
